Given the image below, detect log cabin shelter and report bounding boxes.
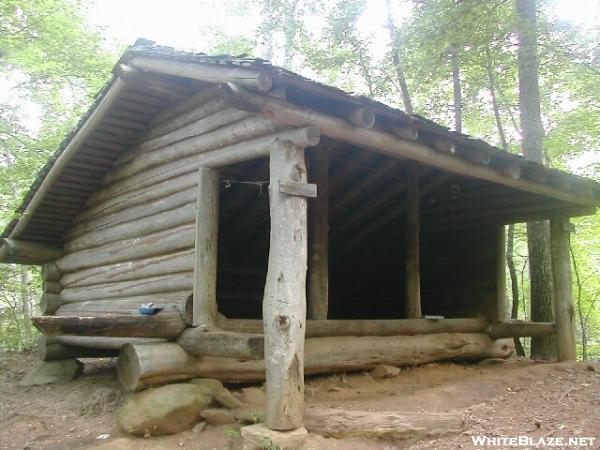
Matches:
[1,41,600,432]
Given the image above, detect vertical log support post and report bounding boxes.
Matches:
[307,149,329,319]
[550,217,576,361]
[496,225,508,321]
[193,167,220,327]
[263,141,309,431]
[405,160,422,318]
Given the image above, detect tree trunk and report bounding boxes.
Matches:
[384,0,413,114]
[451,50,462,133]
[570,244,586,361]
[507,225,526,356]
[20,266,31,318]
[516,0,556,360]
[487,57,526,356]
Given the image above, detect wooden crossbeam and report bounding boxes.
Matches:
[224,86,598,206]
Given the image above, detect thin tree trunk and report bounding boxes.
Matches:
[486,53,524,356]
[20,266,30,318]
[451,50,462,133]
[570,244,586,361]
[507,225,526,356]
[516,0,556,360]
[282,0,299,69]
[384,0,413,114]
[486,52,508,151]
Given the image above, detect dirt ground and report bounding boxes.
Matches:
[1,352,599,450]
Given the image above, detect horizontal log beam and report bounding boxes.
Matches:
[60,250,194,287]
[56,335,165,349]
[117,334,513,390]
[225,86,597,207]
[486,320,555,339]
[60,272,193,302]
[178,328,264,359]
[136,107,249,154]
[0,238,64,265]
[108,115,280,184]
[65,202,196,252]
[85,127,319,206]
[129,57,273,92]
[65,187,197,241]
[218,317,488,337]
[39,335,119,361]
[32,313,187,339]
[55,293,190,317]
[57,224,195,272]
[146,85,227,131]
[77,172,198,222]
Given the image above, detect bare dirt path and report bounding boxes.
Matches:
[1,352,599,449]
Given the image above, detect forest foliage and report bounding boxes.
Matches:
[0,0,598,359]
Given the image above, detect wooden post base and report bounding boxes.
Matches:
[241,424,308,450]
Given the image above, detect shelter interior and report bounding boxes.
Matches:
[216,141,565,322]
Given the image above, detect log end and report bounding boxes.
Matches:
[352,108,376,129]
[117,343,142,391]
[303,126,321,147]
[256,71,273,92]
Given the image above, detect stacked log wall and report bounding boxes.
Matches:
[49,91,285,320]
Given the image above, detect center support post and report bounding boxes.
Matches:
[307,148,329,319]
[263,141,312,431]
[405,160,422,318]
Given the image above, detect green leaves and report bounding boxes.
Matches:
[0,0,115,351]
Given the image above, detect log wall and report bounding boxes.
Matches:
[50,89,286,318]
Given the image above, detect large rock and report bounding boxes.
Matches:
[116,383,216,436]
[20,359,83,386]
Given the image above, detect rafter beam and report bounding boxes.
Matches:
[224,86,597,207]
